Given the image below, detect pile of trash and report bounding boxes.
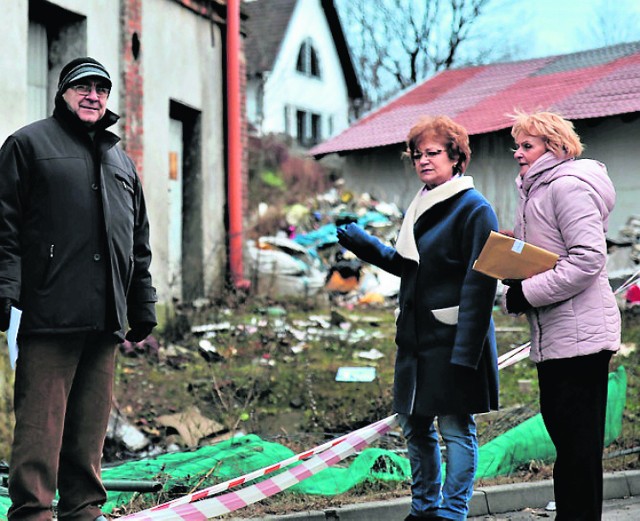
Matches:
[247,184,403,305]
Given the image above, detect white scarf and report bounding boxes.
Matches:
[395,176,475,263]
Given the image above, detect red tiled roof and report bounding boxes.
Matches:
[311,42,640,157]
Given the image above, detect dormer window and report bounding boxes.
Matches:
[296,39,320,78]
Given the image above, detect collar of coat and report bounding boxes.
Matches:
[53,93,120,137]
[396,176,475,263]
[517,151,574,194]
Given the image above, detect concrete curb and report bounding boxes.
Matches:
[230,470,640,520]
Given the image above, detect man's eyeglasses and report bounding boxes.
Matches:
[70,83,110,99]
[411,149,444,161]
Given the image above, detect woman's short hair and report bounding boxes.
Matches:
[405,115,471,174]
[509,110,584,157]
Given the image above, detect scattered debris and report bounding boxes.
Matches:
[618,342,636,356]
[156,406,225,447]
[247,236,326,297]
[107,406,150,452]
[335,367,377,382]
[198,338,224,362]
[356,348,385,361]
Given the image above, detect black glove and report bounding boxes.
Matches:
[125,322,155,343]
[336,223,372,252]
[0,297,13,332]
[336,224,355,249]
[503,279,532,314]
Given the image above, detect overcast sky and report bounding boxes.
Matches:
[336,0,640,66]
[459,0,640,61]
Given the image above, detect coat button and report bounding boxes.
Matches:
[91,183,99,191]
[93,254,101,261]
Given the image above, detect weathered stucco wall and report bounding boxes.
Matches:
[141,0,226,300]
[0,0,229,303]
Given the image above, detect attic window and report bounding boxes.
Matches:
[296,39,320,78]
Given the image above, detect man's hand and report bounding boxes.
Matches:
[0,297,13,332]
[125,322,155,343]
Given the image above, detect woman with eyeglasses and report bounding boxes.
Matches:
[337,115,499,521]
[504,110,620,520]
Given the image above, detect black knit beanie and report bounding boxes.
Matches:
[57,57,112,95]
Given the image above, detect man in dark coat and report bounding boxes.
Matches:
[0,57,157,521]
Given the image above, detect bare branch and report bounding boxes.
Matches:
[338,0,495,106]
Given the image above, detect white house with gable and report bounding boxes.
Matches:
[243,0,362,147]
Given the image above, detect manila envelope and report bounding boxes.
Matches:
[472,231,559,280]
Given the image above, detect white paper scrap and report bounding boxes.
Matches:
[8,306,22,370]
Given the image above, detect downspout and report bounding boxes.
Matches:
[226,0,247,288]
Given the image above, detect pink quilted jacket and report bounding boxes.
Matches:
[514,152,621,362]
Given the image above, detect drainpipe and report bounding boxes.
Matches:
[226,0,248,288]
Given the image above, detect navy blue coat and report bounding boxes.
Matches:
[340,180,499,416]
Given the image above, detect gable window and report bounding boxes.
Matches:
[296,109,321,146]
[296,39,320,78]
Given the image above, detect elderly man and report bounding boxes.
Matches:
[0,57,157,520]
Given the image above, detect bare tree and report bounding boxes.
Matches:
[338,0,492,107]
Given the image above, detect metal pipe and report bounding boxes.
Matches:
[226,0,248,288]
[103,479,163,492]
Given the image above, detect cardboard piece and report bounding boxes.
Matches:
[473,231,558,280]
[156,406,224,447]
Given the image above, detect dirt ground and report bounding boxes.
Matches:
[102,300,640,517]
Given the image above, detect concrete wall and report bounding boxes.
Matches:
[141,0,226,300]
[0,1,30,135]
[0,0,228,303]
[255,0,350,140]
[338,115,640,238]
[0,0,121,139]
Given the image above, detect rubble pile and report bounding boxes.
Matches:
[247,184,403,305]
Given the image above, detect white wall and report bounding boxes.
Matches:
[574,116,640,236]
[0,0,120,140]
[0,1,29,137]
[260,0,350,139]
[142,0,226,298]
[0,0,228,302]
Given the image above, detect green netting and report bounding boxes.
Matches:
[476,365,627,479]
[99,442,411,512]
[0,366,626,518]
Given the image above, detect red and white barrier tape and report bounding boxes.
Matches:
[497,342,530,370]
[122,414,399,520]
[125,416,396,516]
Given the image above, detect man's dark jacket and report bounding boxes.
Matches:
[0,98,157,339]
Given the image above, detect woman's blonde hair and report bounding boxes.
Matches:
[509,110,583,157]
[405,115,471,174]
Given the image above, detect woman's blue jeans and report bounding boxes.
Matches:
[399,413,477,521]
